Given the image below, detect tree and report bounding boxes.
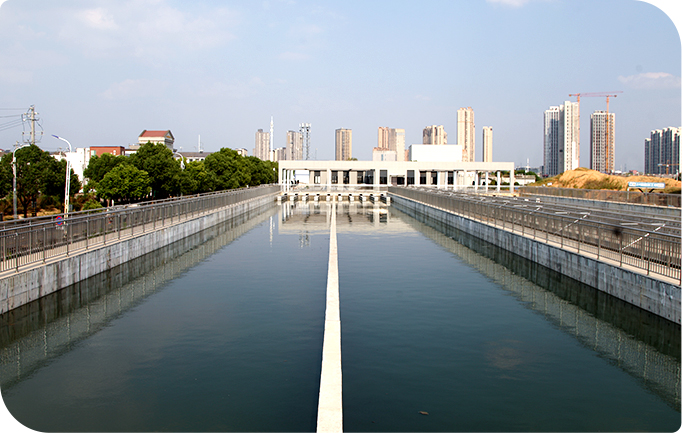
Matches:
[204,148,250,190]
[98,164,151,203]
[129,142,181,199]
[179,161,217,195]
[83,153,126,192]
[3,145,69,217]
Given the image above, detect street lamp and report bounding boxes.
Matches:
[52,135,72,217]
[12,141,28,220]
[173,148,185,170]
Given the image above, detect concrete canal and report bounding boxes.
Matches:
[1,200,679,431]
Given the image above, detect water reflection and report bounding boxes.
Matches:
[394,205,681,410]
[0,204,277,390]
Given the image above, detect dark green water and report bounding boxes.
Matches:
[1,202,680,432]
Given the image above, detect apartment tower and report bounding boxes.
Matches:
[482,126,493,162]
[645,127,680,175]
[543,101,580,176]
[422,125,447,145]
[335,128,352,161]
[286,130,303,161]
[254,129,270,161]
[457,107,475,162]
[590,110,615,173]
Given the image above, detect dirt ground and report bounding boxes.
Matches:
[533,168,681,193]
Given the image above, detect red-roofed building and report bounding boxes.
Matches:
[90,146,126,157]
[138,130,175,151]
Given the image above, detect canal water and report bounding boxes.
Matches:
[1,201,680,432]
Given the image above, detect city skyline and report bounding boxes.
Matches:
[0,0,679,172]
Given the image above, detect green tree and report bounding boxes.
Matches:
[98,164,151,203]
[83,153,126,192]
[204,148,250,189]
[129,142,181,198]
[179,160,217,195]
[3,145,70,217]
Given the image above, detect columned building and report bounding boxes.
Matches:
[645,127,680,175]
[590,110,615,173]
[278,160,516,193]
[482,126,493,162]
[543,101,580,176]
[335,128,352,161]
[254,129,270,161]
[422,125,447,145]
[457,107,475,162]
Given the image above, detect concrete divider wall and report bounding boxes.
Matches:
[521,194,681,219]
[392,195,681,325]
[0,194,277,315]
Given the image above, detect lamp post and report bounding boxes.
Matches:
[12,142,28,220]
[52,135,72,217]
[173,148,185,170]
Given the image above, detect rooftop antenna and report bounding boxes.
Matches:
[198,134,203,153]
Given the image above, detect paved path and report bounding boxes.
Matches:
[317,202,343,433]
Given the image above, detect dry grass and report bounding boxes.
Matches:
[532,168,681,193]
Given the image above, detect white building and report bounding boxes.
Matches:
[591,110,615,173]
[373,148,397,161]
[457,107,475,162]
[482,126,493,162]
[254,129,270,161]
[409,144,463,162]
[286,130,303,160]
[544,101,580,176]
[422,125,447,145]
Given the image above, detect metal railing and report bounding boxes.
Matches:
[390,187,681,283]
[521,186,681,208]
[0,185,279,273]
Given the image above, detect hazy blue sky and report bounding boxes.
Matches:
[0,0,679,172]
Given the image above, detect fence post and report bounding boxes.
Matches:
[15,232,19,272]
[86,218,89,249]
[43,226,46,263]
[597,225,601,259]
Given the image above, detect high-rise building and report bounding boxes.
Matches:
[543,101,580,176]
[335,128,352,161]
[482,126,493,162]
[378,127,405,161]
[254,129,270,160]
[645,127,680,174]
[543,106,561,176]
[286,130,303,161]
[457,107,475,162]
[389,128,406,162]
[422,125,447,145]
[377,127,390,150]
[590,110,615,173]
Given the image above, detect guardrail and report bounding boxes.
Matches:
[389,187,681,283]
[0,185,280,273]
[521,186,681,208]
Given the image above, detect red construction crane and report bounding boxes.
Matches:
[569,91,623,172]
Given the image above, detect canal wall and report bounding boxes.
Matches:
[0,194,277,315]
[391,195,681,325]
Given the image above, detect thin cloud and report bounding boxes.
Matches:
[100,79,169,100]
[278,51,310,60]
[617,72,681,89]
[486,0,533,8]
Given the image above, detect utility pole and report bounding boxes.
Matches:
[22,105,40,146]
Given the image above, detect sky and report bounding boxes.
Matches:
[0,0,680,173]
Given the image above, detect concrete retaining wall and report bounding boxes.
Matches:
[521,194,681,219]
[0,194,276,314]
[392,195,681,325]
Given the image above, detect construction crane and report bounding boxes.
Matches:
[569,91,623,173]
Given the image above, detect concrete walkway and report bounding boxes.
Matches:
[317,202,343,433]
